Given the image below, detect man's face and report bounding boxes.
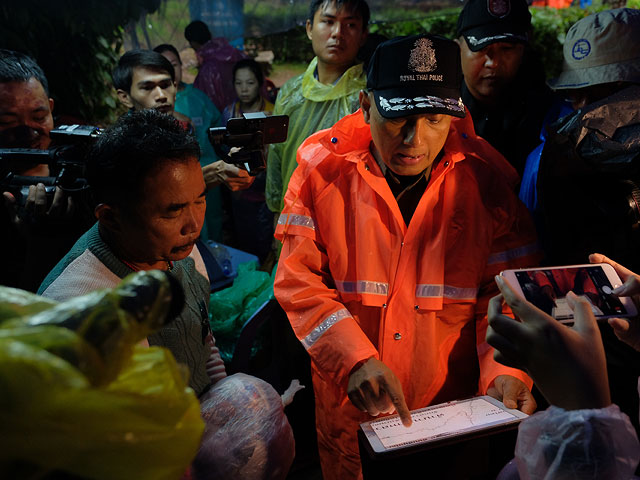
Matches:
[457,37,525,105]
[306,1,367,70]
[562,83,623,111]
[360,91,453,176]
[117,66,176,114]
[116,158,206,264]
[159,50,183,85]
[0,77,54,149]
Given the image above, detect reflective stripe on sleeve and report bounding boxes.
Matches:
[415,284,478,300]
[335,280,389,296]
[301,308,351,350]
[278,213,316,230]
[487,243,539,265]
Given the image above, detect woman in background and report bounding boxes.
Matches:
[222,58,274,124]
[222,58,275,266]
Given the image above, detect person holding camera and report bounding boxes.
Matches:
[488,254,640,479]
[0,49,92,292]
[38,109,226,397]
[519,9,640,439]
[216,58,275,264]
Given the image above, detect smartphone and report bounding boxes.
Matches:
[501,263,637,323]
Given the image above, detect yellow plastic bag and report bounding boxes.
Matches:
[0,272,205,480]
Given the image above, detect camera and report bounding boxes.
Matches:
[208,113,289,176]
[1,124,101,207]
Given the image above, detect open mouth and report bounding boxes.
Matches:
[396,153,425,165]
[172,241,195,253]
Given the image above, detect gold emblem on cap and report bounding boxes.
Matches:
[409,38,437,73]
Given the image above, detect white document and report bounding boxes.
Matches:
[360,396,527,453]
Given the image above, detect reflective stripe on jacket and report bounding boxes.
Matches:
[275,110,539,479]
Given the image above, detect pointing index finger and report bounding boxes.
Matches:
[382,379,412,427]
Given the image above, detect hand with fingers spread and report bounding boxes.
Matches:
[590,253,640,351]
[487,275,611,410]
[487,375,537,414]
[347,357,412,427]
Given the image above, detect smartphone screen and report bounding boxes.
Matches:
[512,266,627,320]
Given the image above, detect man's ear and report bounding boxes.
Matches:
[116,89,134,109]
[306,19,313,41]
[48,98,54,113]
[95,203,121,232]
[360,90,371,124]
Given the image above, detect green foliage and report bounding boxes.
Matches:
[245,2,308,37]
[253,6,595,80]
[0,0,162,124]
[529,5,608,79]
[364,5,613,80]
[368,7,460,39]
[245,26,314,65]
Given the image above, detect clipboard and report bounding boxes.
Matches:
[360,395,528,454]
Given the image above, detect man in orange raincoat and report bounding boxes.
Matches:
[274,34,540,480]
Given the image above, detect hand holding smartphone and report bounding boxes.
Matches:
[500,263,637,323]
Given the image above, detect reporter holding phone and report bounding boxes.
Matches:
[488,264,640,479]
[591,253,640,352]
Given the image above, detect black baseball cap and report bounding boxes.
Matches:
[457,0,531,52]
[366,34,465,119]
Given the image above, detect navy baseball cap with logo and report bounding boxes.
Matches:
[366,34,465,119]
[457,0,531,52]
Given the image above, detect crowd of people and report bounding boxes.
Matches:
[2,0,640,478]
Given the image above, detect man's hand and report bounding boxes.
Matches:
[202,160,255,191]
[487,375,536,414]
[347,357,412,427]
[590,253,640,351]
[3,183,74,234]
[487,275,611,410]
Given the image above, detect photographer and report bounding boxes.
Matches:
[0,49,91,291]
[488,256,640,479]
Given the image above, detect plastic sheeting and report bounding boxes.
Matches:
[265,58,365,213]
[0,272,204,480]
[193,373,303,480]
[193,36,248,111]
[209,261,275,363]
[514,404,640,479]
